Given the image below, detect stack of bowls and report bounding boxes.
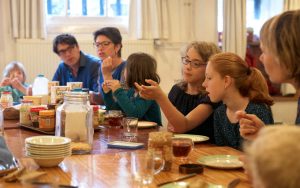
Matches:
[25,136,71,167]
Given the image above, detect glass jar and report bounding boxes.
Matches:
[30,106,47,128]
[55,92,93,154]
[19,100,33,125]
[39,110,55,131]
[92,105,99,129]
[0,91,13,108]
[148,132,173,171]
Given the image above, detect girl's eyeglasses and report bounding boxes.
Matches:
[181,57,206,68]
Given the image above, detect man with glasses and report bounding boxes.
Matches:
[52,34,100,92]
[93,27,126,97]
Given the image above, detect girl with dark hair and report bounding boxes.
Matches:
[102,52,162,125]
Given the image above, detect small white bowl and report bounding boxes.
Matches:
[25,136,71,146]
[32,156,67,167]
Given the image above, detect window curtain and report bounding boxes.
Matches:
[284,0,300,10]
[222,0,246,58]
[128,0,169,40]
[11,0,46,39]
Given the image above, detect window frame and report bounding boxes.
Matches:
[45,0,130,35]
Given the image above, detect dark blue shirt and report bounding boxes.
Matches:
[214,101,274,150]
[98,61,126,96]
[168,84,220,143]
[52,51,100,92]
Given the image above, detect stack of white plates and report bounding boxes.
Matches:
[25,136,71,167]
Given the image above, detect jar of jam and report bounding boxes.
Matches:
[30,106,47,128]
[39,110,55,131]
[92,105,99,129]
[56,91,93,154]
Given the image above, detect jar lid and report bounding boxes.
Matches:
[179,164,204,174]
[1,91,12,94]
[39,110,55,116]
[92,105,99,111]
[47,103,57,110]
[30,107,47,112]
[21,100,33,103]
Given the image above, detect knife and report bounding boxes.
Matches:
[157,173,197,187]
[31,181,79,188]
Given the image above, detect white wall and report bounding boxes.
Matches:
[271,100,298,124]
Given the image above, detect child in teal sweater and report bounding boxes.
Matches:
[0,61,29,104]
[102,53,162,125]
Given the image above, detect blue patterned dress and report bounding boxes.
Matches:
[214,101,274,150]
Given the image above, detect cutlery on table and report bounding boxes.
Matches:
[227,178,240,188]
[157,173,197,187]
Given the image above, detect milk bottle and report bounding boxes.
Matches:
[32,74,49,104]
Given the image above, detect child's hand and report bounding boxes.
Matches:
[10,78,27,95]
[0,77,11,86]
[236,110,265,141]
[10,78,22,90]
[105,80,121,92]
[134,79,164,101]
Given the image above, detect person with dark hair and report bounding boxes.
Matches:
[102,52,162,125]
[52,33,100,92]
[93,27,126,96]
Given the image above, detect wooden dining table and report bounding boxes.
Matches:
[1,120,251,188]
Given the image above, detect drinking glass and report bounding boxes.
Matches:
[131,151,165,187]
[123,117,138,141]
[172,137,194,163]
[106,110,123,127]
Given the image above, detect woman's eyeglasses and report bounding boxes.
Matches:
[181,57,207,68]
[93,41,112,49]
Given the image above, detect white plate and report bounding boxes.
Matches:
[173,134,209,143]
[25,136,71,146]
[137,121,157,128]
[197,155,243,169]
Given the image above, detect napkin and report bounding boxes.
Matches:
[0,136,14,169]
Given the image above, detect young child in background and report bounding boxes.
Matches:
[102,52,162,125]
[202,52,274,149]
[0,61,29,103]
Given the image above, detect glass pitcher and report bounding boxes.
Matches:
[55,92,93,154]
